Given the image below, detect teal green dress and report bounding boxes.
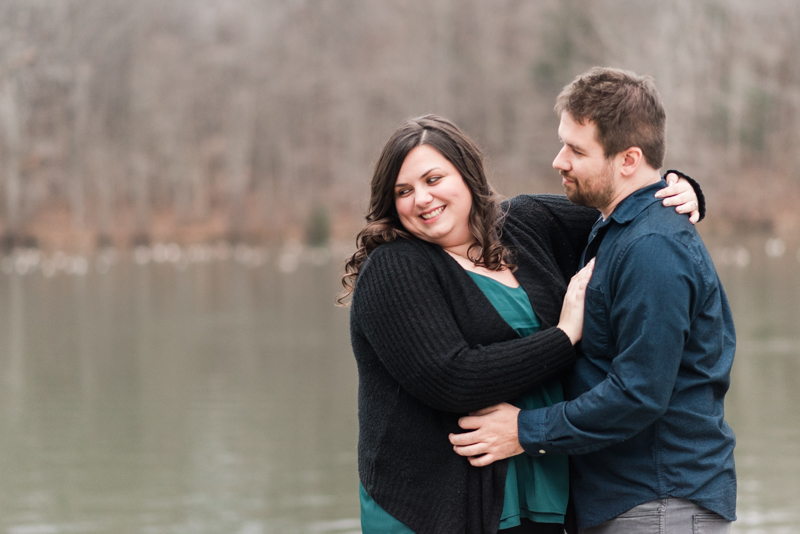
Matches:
[359,271,569,532]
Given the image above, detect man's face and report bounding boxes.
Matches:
[552,112,617,211]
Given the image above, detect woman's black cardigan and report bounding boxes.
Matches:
[350,181,704,534]
[351,195,598,533]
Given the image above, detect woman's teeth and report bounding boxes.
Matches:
[421,206,445,220]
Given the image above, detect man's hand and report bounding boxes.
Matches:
[448,403,523,467]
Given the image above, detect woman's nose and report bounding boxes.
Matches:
[415,187,433,206]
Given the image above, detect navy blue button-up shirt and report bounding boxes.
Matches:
[518,180,736,529]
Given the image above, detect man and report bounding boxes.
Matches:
[449,67,736,533]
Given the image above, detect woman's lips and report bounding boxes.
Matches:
[420,206,445,220]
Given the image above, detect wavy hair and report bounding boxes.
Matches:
[338,114,513,305]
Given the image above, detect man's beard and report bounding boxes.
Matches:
[561,162,615,209]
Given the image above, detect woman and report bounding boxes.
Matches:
[340,115,702,534]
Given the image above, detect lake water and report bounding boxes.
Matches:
[0,238,796,534]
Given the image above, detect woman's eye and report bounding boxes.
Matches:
[397,189,411,197]
[427,176,442,184]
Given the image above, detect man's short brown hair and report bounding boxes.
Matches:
[555,67,666,169]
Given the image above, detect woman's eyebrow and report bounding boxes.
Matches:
[419,167,441,178]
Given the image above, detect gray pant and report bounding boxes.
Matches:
[579,498,732,534]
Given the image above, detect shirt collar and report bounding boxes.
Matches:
[604,179,666,226]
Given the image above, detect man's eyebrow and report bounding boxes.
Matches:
[564,140,585,153]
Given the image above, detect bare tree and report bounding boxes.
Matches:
[0,0,795,250]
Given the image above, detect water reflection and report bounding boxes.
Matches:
[718,237,800,533]
[0,248,359,534]
[0,237,797,533]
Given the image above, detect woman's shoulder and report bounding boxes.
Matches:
[356,239,439,286]
[363,237,432,264]
[351,239,448,318]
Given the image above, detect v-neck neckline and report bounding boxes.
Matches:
[465,269,521,289]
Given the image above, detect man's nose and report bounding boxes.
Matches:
[553,146,570,171]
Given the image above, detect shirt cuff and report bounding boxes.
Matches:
[517,407,550,457]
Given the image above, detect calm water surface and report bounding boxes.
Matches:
[0,238,796,533]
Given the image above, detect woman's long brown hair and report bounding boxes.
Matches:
[337,114,513,305]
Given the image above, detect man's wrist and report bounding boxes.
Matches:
[517,407,550,457]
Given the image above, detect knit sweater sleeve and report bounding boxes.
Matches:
[530,194,599,256]
[508,194,599,280]
[352,243,577,413]
[663,169,706,221]
[510,167,706,275]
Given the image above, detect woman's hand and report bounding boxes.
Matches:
[655,172,701,224]
[556,259,595,345]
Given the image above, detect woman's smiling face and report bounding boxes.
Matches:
[394,144,474,250]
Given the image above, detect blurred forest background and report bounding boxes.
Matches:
[0,0,798,251]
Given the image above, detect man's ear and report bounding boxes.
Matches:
[618,147,644,178]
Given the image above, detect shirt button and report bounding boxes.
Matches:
[539,450,546,454]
